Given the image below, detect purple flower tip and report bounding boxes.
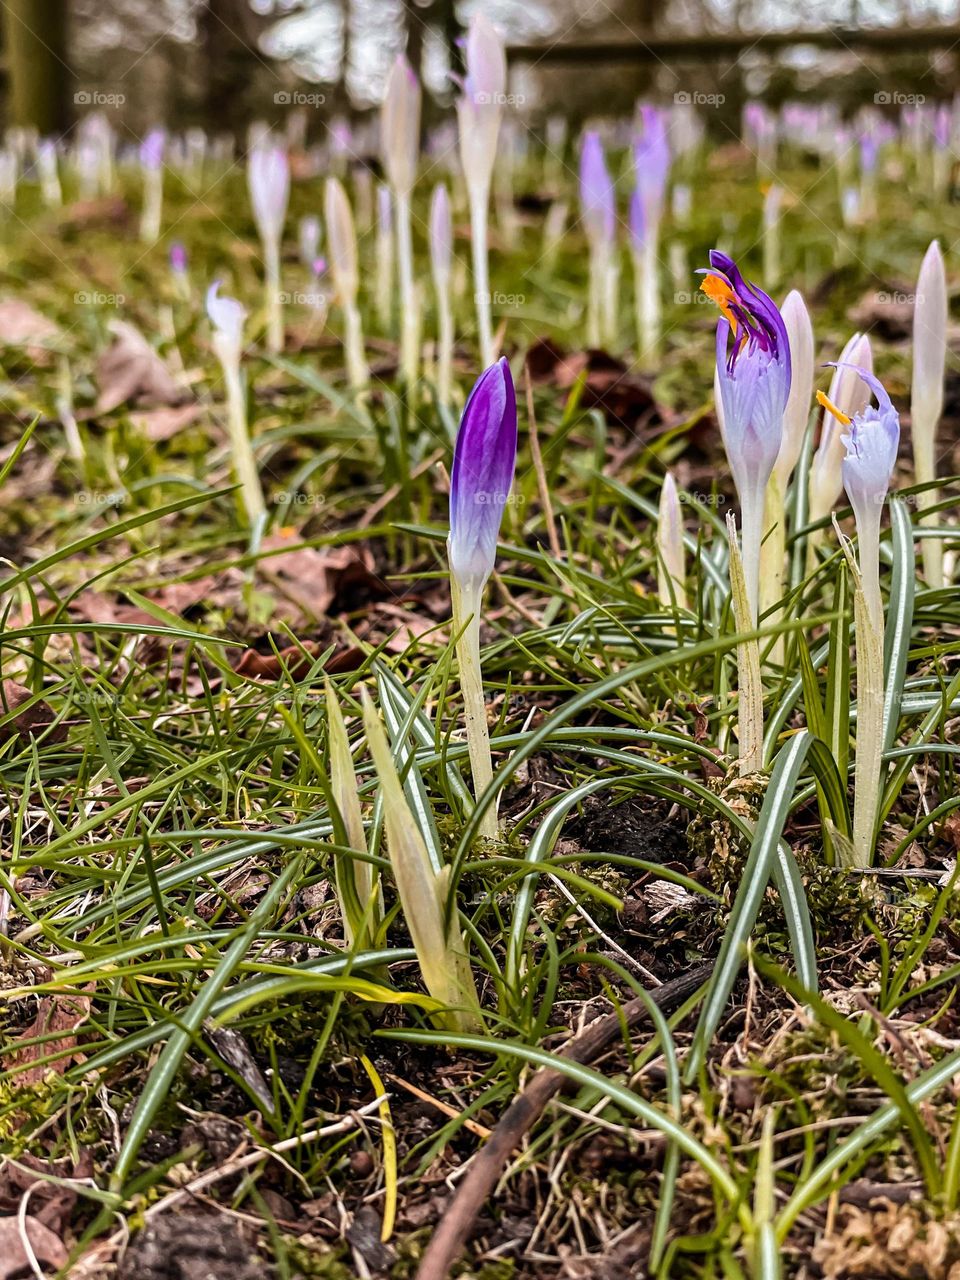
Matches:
[448,357,518,589]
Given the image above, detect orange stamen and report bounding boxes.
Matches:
[816,389,852,426]
[701,273,739,335]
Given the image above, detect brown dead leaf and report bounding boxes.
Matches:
[0,300,60,361]
[6,989,92,1085]
[0,680,66,745]
[235,641,323,680]
[259,531,382,620]
[525,337,658,431]
[0,1215,67,1276]
[58,195,131,231]
[94,321,187,414]
[0,1153,92,1236]
[128,403,202,441]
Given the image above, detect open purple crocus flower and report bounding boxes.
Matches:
[700,250,791,618]
[701,250,791,510]
[819,363,900,526]
[448,358,517,592]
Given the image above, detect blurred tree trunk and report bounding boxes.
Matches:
[3,0,70,134]
[198,0,267,128]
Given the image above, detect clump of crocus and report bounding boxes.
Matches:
[381,54,422,384]
[657,472,687,611]
[580,130,616,348]
[430,182,455,409]
[139,127,165,242]
[700,251,791,622]
[456,12,507,367]
[821,365,900,866]
[361,689,482,1031]
[631,106,670,361]
[247,143,290,355]
[374,183,393,330]
[206,281,265,528]
[448,358,518,839]
[911,239,947,587]
[324,177,368,390]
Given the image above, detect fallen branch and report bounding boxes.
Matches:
[416,962,713,1279]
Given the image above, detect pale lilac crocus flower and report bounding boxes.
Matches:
[632,106,671,360]
[456,12,507,367]
[139,127,165,242]
[579,130,616,347]
[382,54,422,382]
[247,144,290,354]
[701,250,791,622]
[206,281,264,526]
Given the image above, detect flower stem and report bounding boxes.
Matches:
[451,577,498,841]
[727,513,764,775]
[469,187,494,367]
[264,237,284,355]
[395,189,419,384]
[222,359,265,527]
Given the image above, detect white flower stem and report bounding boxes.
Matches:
[586,241,604,348]
[837,524,885,868]
[740,495,764,625]
[913,420,943,587]
[602,248,619,347]
[222,358,265,526]
[140,169,162,242]
[436,282,454,408]
[264,236,284,355]
[469,186,494,367]
[639,233,661,362]
[395,189,419,384]
[342,298,368,391]
[759,475,786,665]
[728,513,764,775]
[375,223,393,330]
[451,576,498,841]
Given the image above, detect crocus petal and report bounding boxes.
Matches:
[448,358,518,588]
[911,239,946,433]
[835,364,901,528]
[457,13,506,197]
[206,280,246,356]
[381,54,421,195]
[775,289,814,489]
[247,145,290,245]
[579,131,615,248]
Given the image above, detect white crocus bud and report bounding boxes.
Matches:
[774,290,815,492]
[657,472,687,610]
[381,55,420,197]
[911,239,947,586]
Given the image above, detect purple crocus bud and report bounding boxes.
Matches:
[206,280,246,364]
[628,184,645,252]
[169,241,188,275]
[448,358,518,592]
[579,130,615,247]
[311,256,327,280]
[381,54,421,195]
[140,127,165,172]
[859,132,878,175]
[934,105,951,150]
[247,145,289,245]
[634,105,670,225]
